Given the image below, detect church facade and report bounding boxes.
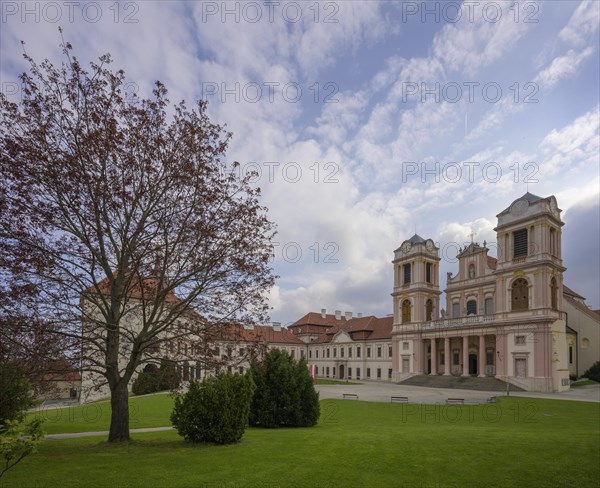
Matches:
[292,193,598,393]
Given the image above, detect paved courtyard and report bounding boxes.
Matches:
[315,380,600,404]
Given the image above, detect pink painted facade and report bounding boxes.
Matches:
[391,193,570,392]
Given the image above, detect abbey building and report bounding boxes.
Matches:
[290,192,599,393]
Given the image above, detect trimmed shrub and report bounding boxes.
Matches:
[249,349,320,428]
[583,361,600,382]
[170,373,255,444]
[132,360,180,395]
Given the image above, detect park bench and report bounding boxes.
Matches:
[486,396,497,403]
[445,398,464,405]
[342,393,359,400]
[390,396,409,403]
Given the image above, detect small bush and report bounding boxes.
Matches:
[170,373,255,445]
[583,361,600,382]
[249,349,320,428]
[0,362,36,427]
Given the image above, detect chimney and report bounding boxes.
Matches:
[345,311,353,321]
[321,308,327,318]
[357,313,363,318]
[335,310,341,320]
[272,321,281,332]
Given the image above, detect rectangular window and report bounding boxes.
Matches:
[452,303,460,318]
[239,348,245,356]
[569,346,573,364]
[388,345,393,357]
[453,350,460,366]
[403,342,409,350]
[367,368,371,378]
[403,263,411,284]
[486,349,494,366]
[315,350,319,358]
[327,348,330,358]
[301,350,305,358]
[426,262,432,283]
[356,368,361,379]
[515,358,527,378]
[377,346,382,358]
[348,347,352,358]
[550,228,557,256]
[515,335,526,345]
[291,350,295,359]
[367,347,371,358]
[402,358,410,373]
[348,367,352,378]
[239,367,244,374]
[215,347,220,356]
[227,366,232,374]
[309,350,312,359]
[377,368,381,379]
[357,346,361,358]
[326,367,330,377]
[333,367,336,377]
[485,297,493,316]
[333,348,337,358]
[513,229,528,258]
[388,369,392,379]
[341,347,344,358]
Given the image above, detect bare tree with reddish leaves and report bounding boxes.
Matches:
[0,33,276,443]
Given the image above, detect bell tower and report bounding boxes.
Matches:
[392,234,441,325]
[494,193,566,313]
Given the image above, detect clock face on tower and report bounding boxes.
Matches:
[400,241,412,254]
[425,239,435,252]
[511,198,529,216]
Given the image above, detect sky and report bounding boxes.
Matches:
[1,0,599,325]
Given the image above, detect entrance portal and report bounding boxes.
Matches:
[339,365,345,380]
[468,355,477,375]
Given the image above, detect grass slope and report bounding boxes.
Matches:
[9,396,599,487]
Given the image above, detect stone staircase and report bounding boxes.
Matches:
[399,375,524,392]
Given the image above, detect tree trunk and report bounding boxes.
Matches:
[108,381,130,442]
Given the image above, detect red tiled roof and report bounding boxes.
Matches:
[212,323,304,345]
[486,256,498,270]
[290,312,350,328]
[563,285,586,301]
[43,371,81,382]
[564,294,600,323]
[299,314,393,343]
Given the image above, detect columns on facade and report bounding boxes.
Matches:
[462,335,469,376]
[430,338,437,375]
[444,337,451,375]
[479,334,486,377]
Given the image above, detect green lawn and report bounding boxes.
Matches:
[571,380,599,387]
[315,378,362,385]
[27,393,175,434]
[7,395,599,487]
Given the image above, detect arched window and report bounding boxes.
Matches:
[550,278,557,310]
[402,299,411,324]
[512,278,529,311]
[466,300,477,315]
[468,263,476,279]
[425,299,433,321]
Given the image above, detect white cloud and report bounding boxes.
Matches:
[534,47,595,90]
[559,0,600,46]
